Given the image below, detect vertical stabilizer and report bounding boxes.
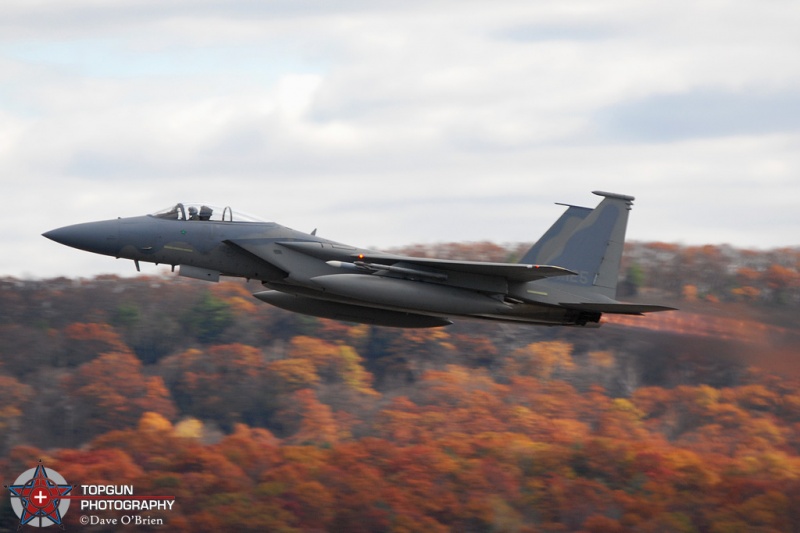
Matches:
[529,191,634,299]
[519,204,592,265]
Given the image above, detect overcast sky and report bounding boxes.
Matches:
[3,0,799,279]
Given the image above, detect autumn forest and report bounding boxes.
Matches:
[1,241,799,532]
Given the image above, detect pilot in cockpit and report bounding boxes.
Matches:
[188,206,199,220]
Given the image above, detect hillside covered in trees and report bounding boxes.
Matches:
[1,242,799,532]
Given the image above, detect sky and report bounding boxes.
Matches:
[2,0,799,279]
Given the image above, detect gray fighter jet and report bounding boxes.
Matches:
[43,191,674,328]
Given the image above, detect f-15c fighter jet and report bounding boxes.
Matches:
[43,191,674,328]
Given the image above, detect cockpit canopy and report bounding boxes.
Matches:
[150,203,266,223]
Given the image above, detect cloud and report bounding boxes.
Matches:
[596,90,800,141]
[1,1,799,278]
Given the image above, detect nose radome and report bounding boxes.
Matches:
[43,219,121,256]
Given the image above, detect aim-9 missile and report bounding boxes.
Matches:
[326,260,448,282]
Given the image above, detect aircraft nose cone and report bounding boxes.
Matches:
[43,219,121,256]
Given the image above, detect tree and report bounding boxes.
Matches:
[0,325,63,379]
[277,389,341,445]
[0,374,33,453]
[283,336,378,396]
[181,292,234,343]
[63,351,177,439]
[366,328,458,389]
[59,322,129,366]
[764,264,799,305]
[216,424,280,480]
[620,263,645,297]
[158,344,269,429]
[503,341,574,381]
[265,358,320,392]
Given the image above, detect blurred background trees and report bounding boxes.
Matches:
[0,242,798,531]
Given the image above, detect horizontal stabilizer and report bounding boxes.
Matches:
[562,302,678,315]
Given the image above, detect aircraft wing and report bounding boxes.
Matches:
[352,253,577,282]
[268,241,577,283]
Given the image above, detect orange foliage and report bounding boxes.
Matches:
[63,322,127,350]
[159,344,268,424]
[285,336,377,396]
[279,389,342,446]
[4,365,800,532]
[209,281,259,314]
[63,351,177,435]
[506,341,575,380]
[2,253,799,532]
[266,358,320,391]
[60,322,130,365]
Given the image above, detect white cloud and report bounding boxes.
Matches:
[1,0,798,278]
